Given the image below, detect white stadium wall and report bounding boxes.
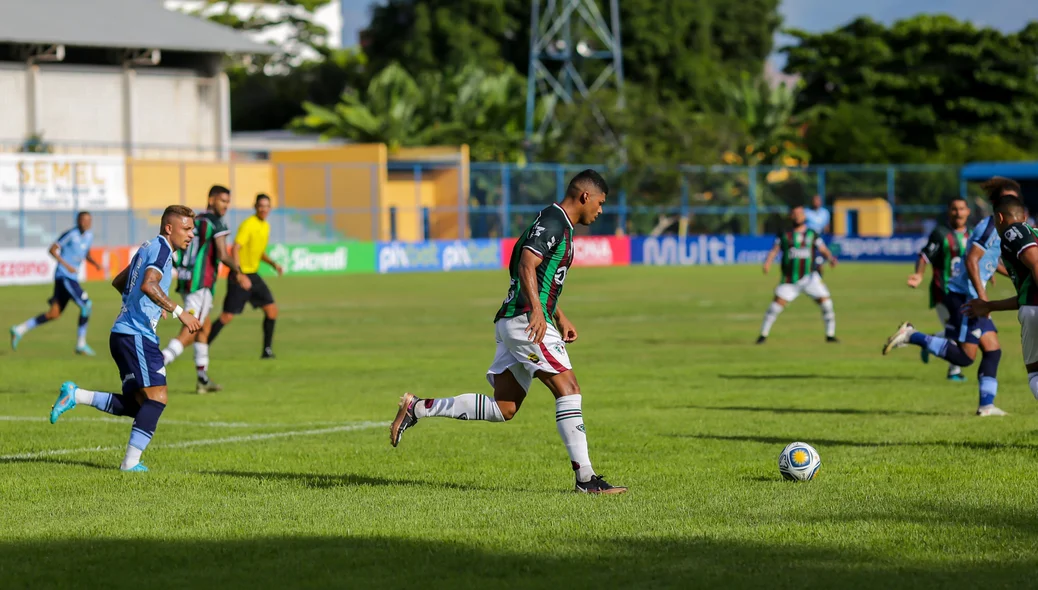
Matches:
[38,66,125,144]
[134,70,220,150]
[0,65,28,141]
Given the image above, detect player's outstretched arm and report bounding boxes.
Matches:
[762,242,780,274]
[816,241,838,268]
[48,242,77,275]
[261,252,283,276]
[965,243,988,300]
[112,265,130,293]
[141,267,201,333]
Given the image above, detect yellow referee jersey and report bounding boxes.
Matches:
[235,215,270,274]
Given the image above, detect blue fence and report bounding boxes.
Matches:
[3,159,984,248]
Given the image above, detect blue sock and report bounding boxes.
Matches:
[128,399,166,452]
[76,315,88,345]
[100,393,141,418]
[910,332,973,366]
[978,350,1001,406]
[21,314,49,332]
[908,331,931,348]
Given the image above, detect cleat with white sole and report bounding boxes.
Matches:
[976,405,1008,417]
[883,322,915,355]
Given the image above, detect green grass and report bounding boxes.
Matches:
[2,264,1038,589]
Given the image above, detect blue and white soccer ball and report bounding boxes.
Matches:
[778,442,821,481]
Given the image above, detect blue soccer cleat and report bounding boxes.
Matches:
[50,381,78,424]
[75,345,96,357]
[10,326,21,351]
[948,373,967,383]
[121,463,149,473]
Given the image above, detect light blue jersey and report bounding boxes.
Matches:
[112,236,173,343]
[54,227,93,280]
[948,216,1000,298]
[804,207,831,234]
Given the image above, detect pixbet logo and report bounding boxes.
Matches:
[441,241,499,271]
[378,242,439,273]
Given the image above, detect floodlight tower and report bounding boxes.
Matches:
[524,0,624,150]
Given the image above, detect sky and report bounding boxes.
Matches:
[339,0,1038,53]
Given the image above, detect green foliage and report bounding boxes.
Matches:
[803,103,914,164]
[783,15,1038,153]
[715,73,810,166]
[291,63,535,162]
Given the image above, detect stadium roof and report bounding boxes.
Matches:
[0,0,273,54]
[961,162,1038,181]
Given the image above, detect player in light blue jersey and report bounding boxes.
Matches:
[10,212,102,354]
[47,205,202,472]
[883,178,1019,416]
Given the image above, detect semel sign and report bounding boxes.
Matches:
[0,248,59,285]
[500,236,630,268]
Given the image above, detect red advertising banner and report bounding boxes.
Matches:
[500,236,630,267]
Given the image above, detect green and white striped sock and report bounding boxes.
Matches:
[415,394,504,422]
[556,394,594,482]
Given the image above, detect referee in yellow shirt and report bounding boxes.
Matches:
[208,194,284,359]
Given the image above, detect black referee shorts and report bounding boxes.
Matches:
[223,272,275,314]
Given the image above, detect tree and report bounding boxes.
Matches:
[291,63,535,161]
[363,0,781,100]
[182,0,335,72]
[715,72,809,167]
[783,15,1038,152]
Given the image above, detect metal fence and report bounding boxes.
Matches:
[2,160,980,248]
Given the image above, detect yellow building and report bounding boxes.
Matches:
[832,197,893,237]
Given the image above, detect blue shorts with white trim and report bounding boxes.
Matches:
[50,278,88,311]
[109,332,166,395]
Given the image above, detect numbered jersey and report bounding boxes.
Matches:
[776,229,824,284]
[112,235,174,343]
[948,216,1000,298]
[999,222,1038,307]
[174,210,229,295]
[495,203,575,326]
[921,226,969,308]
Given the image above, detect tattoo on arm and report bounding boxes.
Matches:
[140,268,176,312]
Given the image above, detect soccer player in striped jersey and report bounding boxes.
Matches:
[161,185,245,393]
[907,197,971,381]
[10,212,102,354]
[757,205,839,344]
[389,169,626,494]
[964,195,1038,403]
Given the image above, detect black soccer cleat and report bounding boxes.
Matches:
[575,474,628,495]
[826,336,840,343]
[261,347,276,359]
[390,392,420,448]
[755,336,767,345]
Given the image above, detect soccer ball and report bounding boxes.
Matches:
[778,442,821,481]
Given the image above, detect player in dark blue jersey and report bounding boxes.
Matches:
[47,206,202,472]
[10,212,102,355]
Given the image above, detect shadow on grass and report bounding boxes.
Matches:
[0,457,111,469]
[673,433,1038,452]
[201,470,536,493]
[718,373,916,381]
[681,405,950,417]
[0,535,1034,589]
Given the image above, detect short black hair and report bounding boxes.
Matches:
[255,193,271,206]
[996,195,1026,218]
[209,184,230,198]
[567,169,609,196]
[76,211,90,220]
[948,196,968,208]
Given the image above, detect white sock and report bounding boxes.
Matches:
[414,394,505,422]
[555,395,594,482]
[949,364,962,377]
[120,444,143,470]
[194,343,209,374]
[162,339,184,366]
[74,387,95,405]
[760,302,783,337]
[1029,372,1038,401]
[820,300,836,337]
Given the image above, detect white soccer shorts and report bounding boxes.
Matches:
[486,314,573,393]
[1018,306,1038,364]
[183,289,214,320]
[774,271,831,303]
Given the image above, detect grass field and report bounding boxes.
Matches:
[2,264,1038,589]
